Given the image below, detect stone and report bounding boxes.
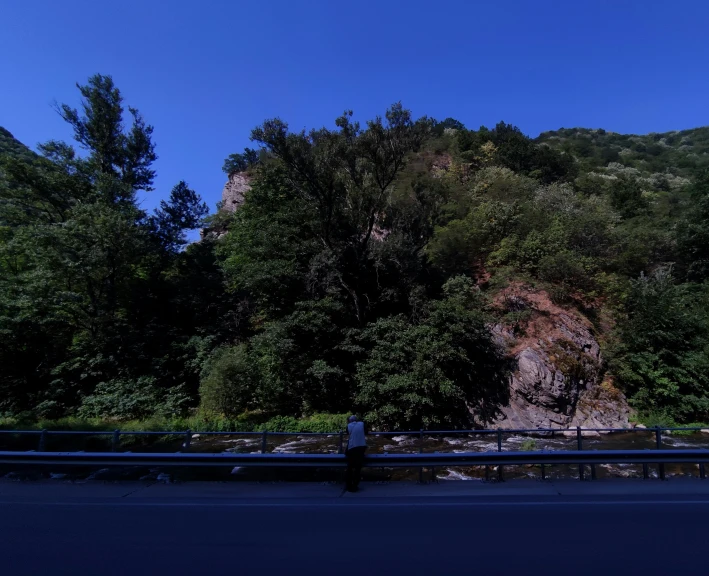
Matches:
[191,434,200,440]
[85,468,112,481]
[200,172,252,240]
[491,284,630,432]
[701,429,709,434]
[221,172,251,212]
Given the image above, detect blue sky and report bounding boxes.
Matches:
[1,0,708,217]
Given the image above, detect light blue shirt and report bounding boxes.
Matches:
[347,421,366,449]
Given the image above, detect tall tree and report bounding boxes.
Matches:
[248,103,430,324]
[57,74,157,202]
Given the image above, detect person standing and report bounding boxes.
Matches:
[345,415,367,492]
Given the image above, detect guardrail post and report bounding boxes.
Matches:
[183,430,191,452]
[38,429,47,452]
[541,463,546,480]
[656,427,665,480]
[419,429,424,484]
[497,429,503,482]
[338,430,344,454]
[643,463,649,479]
[112,430,121,452]
[700,463,706,480]
[261,430,268,454]
[577,427,585,481]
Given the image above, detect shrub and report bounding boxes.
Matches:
[256,413,349,432]
[520,438,537,451]
[199,344,258,418]
[78,377,187,420]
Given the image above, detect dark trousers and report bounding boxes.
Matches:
[345,446,366,490]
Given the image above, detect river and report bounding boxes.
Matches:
[188,429,709,482]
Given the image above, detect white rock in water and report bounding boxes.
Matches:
[562,430,577,438]
[701,429,709,434]
[156,473,171,483]
[191,434,200,439]
[635,424,647,429]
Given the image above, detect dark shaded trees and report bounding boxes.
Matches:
[0,75,214,418]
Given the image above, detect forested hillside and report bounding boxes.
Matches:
[538,126,709,179]
[0,127,38,163]
[2,75,708,431]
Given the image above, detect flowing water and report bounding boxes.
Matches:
[188,429,709,482]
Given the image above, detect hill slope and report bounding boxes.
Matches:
[2,80,709,431]
[537,126,709,180]
[0,127,37,163]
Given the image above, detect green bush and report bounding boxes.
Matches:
[537,251,586,286]
[520,438,537,451]
[355,276,512,430]
[258,413,349,433]
[78,377,191,420]
[199,345,257,418]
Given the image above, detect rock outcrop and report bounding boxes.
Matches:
[491,284,630,430]
[221,172,251,212]
[200,172,252,240]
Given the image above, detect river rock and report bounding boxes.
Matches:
[701,429,709,434]
[491,284,630,431]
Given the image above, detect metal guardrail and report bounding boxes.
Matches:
[1,425,708,481]
[0,449,707,475]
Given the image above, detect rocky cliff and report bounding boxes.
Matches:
[491,283,630,430]
[200,172,252,240]
[221,172,251,212]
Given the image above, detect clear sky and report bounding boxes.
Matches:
[1,0,708,216]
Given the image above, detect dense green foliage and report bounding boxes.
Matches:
[538,126,709,179]
[2,76,709,429]
[0,75,236,421]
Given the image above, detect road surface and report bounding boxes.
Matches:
[1,480,708,575]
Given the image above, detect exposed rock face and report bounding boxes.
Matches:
[221,172,251,212]
[199,172,252,240]
[491,284,630,430]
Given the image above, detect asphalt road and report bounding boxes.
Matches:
[1,488,708,576]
